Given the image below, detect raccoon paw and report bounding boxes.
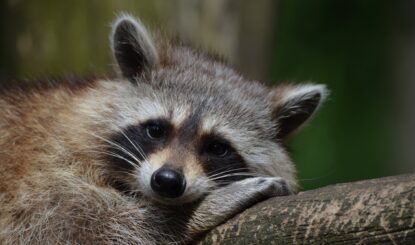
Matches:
[258,177,294,196]
[251,176,294,197]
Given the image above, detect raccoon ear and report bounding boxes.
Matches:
[111,14,158,81]
[270,84,328,139]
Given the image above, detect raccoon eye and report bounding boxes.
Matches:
[146,123,165,139]
[205,141,230,157]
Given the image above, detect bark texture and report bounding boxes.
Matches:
[199,174,415,244]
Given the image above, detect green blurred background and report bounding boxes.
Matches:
[1,0,414,190]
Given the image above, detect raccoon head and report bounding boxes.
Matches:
[104,14,328,205]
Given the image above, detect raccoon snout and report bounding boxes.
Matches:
[150,167,186,198]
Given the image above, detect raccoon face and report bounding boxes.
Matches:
[104,14,328,205]
[108,115,248,204]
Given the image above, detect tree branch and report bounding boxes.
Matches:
[199,174,415,244]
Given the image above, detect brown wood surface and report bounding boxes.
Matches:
[199,174,415,244]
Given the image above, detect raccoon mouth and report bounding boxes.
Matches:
[145,177,210,206]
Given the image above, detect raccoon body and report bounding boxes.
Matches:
[0,15,327,244]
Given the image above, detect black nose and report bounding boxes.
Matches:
[150,167,186,198]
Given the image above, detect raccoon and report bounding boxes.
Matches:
[0,14,328,244]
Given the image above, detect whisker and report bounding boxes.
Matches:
[59,123,142,165]
[110,171,139,179]
[80,129,142,165]
[209,173,255,182]
[297,170,336,182]
[81,149,140,170]
[208,167,251,179]
[206,165,240,177]
[118,128,149,162]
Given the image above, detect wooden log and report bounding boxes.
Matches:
[199,174,415,244]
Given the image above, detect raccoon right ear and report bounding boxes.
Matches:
[111,14,158,81]
[269,84,329,139]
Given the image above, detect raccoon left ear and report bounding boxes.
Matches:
[269,84,329,139]
[111,14,158,81]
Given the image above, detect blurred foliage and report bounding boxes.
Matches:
[272,0,398,189]
[0,0,166,79]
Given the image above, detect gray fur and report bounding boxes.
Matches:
[0,14,328,244]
